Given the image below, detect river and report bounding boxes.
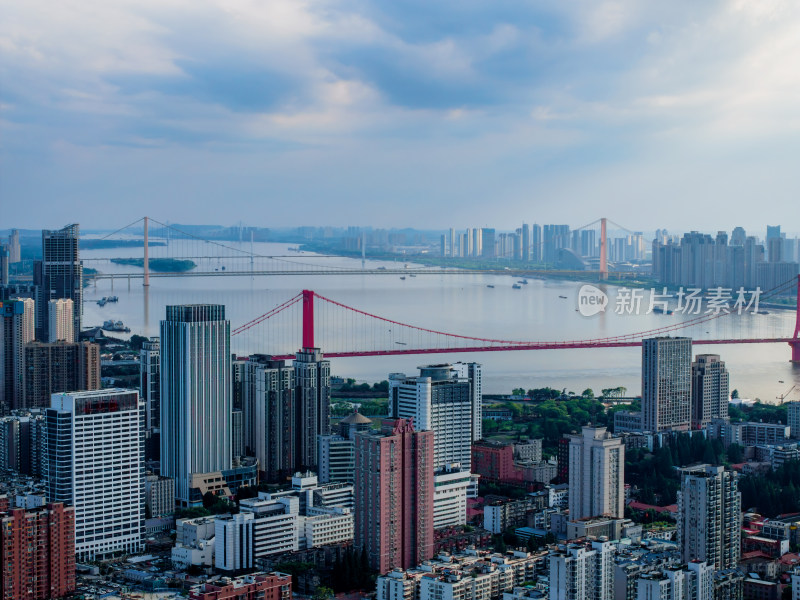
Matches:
[81,241,800,400]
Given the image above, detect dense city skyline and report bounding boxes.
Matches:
[4,2,800,228]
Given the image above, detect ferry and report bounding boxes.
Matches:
[486,285,495,288]
[400,276,406,280]
[102,320,131,333]
[96,298,107,307]
[558,295,567,299]
[512,284,522,289]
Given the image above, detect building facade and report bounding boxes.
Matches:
[47,299,74,343]
[35,225,82,342]
[44,389,145,561]
[677,465,741,570]
[642,337,692,432]
[23,341,100,409]
[294,348,331,471]
[0,298,35,411]
[160,304,231,505]
[355,418,434,573]
[568,426,625,521]
[691,354,729,429]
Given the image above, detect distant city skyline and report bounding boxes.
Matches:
[3,2,800,229]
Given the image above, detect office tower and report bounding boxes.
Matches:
[550,540,615,600]
[294,347,330,471]
[0,502,76,600]
[642,337,692,432]
[731,227,746,246]
[355,418,434,573]
[567,426,625,520]
[691,354,730,429]
[318,411,373,484]
[0,245,8,286]
[0,298,35,411]
[23,341,100,408]
[480,228,494,258]
[47,299,74,342]
[7,230,20,264]
[161,305,231,506]
[139,337,160,460]
[788,402,800,440]
[35,225,82,342]
[44,389,144,561]
[389,362,481,471]
[239,355,296,482]
[677,465,741,569]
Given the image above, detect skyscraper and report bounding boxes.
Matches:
[567,426,625,520]
[47,299,74,342]
[35,225,82,342]
[44,389,144,561]
[161,305,231,505]
[0,298,35,411]
[294,347,330,471]
[642,337,692,432]
[355,418,434,574]
[677,465,741,569]
[522,224,531,261]
[139,337,161,460]
[480,228,494,258]
[7,229,20,264]
[691,354,729,429]
[389,362,482,471]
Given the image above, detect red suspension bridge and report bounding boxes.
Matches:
[230,277,800,362]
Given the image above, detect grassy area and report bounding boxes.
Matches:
[110,257,196,272]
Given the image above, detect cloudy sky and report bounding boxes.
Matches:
[2,0,799,232]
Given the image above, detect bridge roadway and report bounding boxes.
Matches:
[85,268,619,280]
[266,337,796,360]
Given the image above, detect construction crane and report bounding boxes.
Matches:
[777,385,796,402]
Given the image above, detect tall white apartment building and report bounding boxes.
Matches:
[389,362,482,470]
[432,466,472,529]
[44,389,145,561]
[642,337,692,432]
[677,465,741,569]
[47,298,74,342]
[568,426,625,520]
[550,541,615,600]
[691,354,729,429]
[160,305,231,505]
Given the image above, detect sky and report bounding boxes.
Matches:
[2,0,800,232]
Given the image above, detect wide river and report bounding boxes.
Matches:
[81,241,800,400]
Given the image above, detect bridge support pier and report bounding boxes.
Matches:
[302,290,315,349]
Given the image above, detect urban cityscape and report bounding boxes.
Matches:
[4,3,800,600]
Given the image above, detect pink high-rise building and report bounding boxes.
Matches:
[354,418,434,574]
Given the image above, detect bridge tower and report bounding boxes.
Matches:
[599,217,608,280]
[302,289,315,348]
[143,216,150,287]
[791,275,800,362]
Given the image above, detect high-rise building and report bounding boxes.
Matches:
[568,426,625,521]
[318,411,373,484]
[23,341,100,409]
[294,348,330,471]
[0,414,45,476]
[139,337,160,461]
[34,225,82,342]
[532,224,542,262]
[677,465,741,569]
[161,305,231,505]
[0,298,35,411]
[691,354,729,430]
[642,337,692,432]
[354,418,434,573]
[47,299,74,343]
[44,389,145,561]
[480,228,495,258]
[0,502,76,600]
[0,245,8,286]
[636,562,713,600]
[550,540,615,600]
[522,223,531,261]
[7,230,20,264]
[389,362,481,471]
[788,402,800,440]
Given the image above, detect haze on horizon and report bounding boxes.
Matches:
[2,1,800,232]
